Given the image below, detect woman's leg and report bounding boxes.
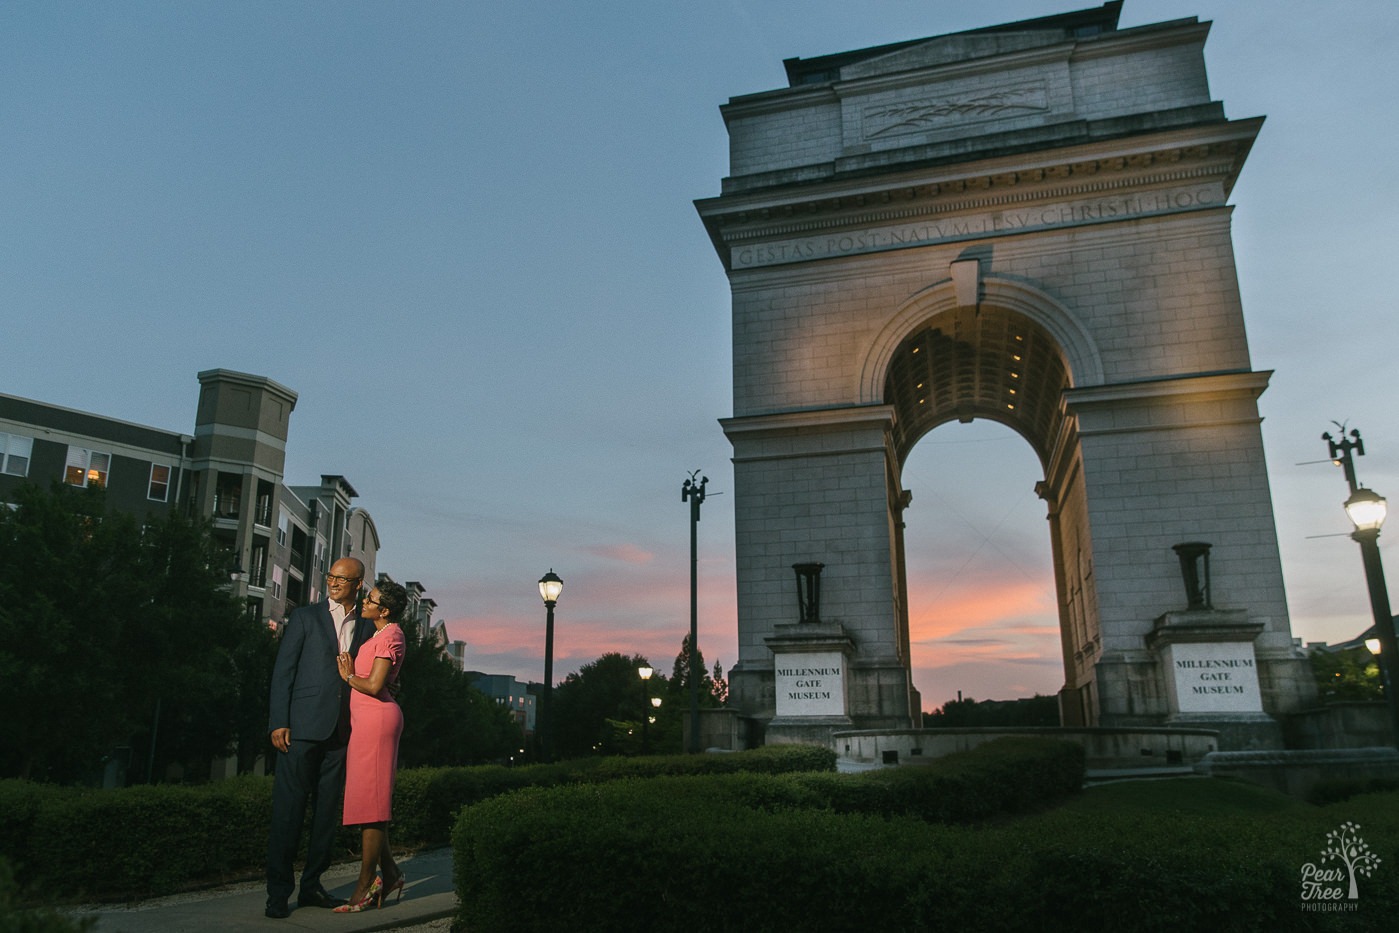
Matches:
[353,825,383,901]
[379,828,400,890]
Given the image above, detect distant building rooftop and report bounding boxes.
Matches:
[783,0,1125,86]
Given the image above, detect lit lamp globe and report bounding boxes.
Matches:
[1345,487,1388,534]
[538,570,563,605]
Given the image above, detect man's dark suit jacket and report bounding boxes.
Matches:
[268,600,375,742]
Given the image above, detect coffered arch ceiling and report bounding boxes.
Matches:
[883,304,1070,469]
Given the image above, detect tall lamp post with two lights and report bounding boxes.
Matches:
[682,471,708,753]
[538,569,563,762]
[1324,427,1399,748]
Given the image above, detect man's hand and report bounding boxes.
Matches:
[271,728,291,753]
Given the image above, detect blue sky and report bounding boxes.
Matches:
[4,1,1396,709]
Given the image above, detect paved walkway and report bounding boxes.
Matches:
[69,847,457,933]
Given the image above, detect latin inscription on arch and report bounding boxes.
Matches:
[730,183,1223,269]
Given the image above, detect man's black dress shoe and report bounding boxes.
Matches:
[264,896,290,919]
[297,884,347,909]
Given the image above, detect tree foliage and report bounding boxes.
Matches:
[550,652,655,759]
[545,638,731,760]
[1310,647,1383,702]
[393,608,521,767]
[923,694,1061,727]
[0,483,265,784]
[663,633,727,726]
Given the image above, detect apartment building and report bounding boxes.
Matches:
[0,368,379,626]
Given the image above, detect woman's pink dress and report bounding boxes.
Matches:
[343,623,406,825]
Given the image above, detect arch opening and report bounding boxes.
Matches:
[884,305,1074,715]
[898,420,1063,713]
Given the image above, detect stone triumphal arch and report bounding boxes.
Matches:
[695,3,1314,749]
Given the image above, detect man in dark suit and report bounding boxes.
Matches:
[264,556,375,919]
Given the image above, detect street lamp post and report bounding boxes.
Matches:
[1324,428,1399,747]
[682,471,708,754]
[538,569,563,763]
[638,665,654,754]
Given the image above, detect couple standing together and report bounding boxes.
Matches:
[264,557,409,919]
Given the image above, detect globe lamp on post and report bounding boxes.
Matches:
[538,570,563,763]
[638,665,654,754]
[1326,428,1398,748]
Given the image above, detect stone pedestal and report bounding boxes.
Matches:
[1147,609,1283,749]
[764,622,854,745]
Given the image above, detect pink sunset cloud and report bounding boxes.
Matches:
[906,572,1063,708]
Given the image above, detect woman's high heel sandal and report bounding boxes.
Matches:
[381,871,406,904]
[332,876,383,913]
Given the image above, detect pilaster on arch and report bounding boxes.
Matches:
[857,275,1105,404]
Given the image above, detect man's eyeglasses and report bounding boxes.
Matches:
[326,573,361,586]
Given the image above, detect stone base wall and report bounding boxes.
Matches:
[1285,703,1394,750]
[833,726,1221,771]
[1196,748,1399,798]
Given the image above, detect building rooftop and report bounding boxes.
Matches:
[783,0,1125,86]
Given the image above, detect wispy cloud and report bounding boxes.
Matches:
[583,542,656,564]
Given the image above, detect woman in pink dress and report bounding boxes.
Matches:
[333,579,408,912]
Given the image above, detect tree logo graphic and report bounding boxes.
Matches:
[1301,821,1382,905]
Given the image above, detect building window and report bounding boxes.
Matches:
[148,464,171,501]
[277,512,288,547]
[0,433,33,477]
[249,541,268,589]
[64,448,110,488]
[271,565,284,599]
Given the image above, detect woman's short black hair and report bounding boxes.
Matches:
[375,580,409,621]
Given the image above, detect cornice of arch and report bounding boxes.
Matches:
[698,118,1261,243]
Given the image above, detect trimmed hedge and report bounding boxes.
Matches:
[0,743,834,903]
[833,735,1084,822]
[29,777,275,900]
[453,751,1399,932]
[392,744,836,848]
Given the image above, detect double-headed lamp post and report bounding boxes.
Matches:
[638,665,654,754]
[682,471,708,754]
[538,570,563,763]
[1325,428,1399,747]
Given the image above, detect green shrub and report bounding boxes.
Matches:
[391,764,549,847]
[0,855,94,933]
[1308,775,1399,806]
[0,781,74,887]
[847,736,1084,822]
[454,776,1399,932]
[4,744,837,904]
[33,784,225,900]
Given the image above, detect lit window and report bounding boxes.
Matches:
[148,464,171,501]
[64,448,110,488]
[0,433,33,477]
